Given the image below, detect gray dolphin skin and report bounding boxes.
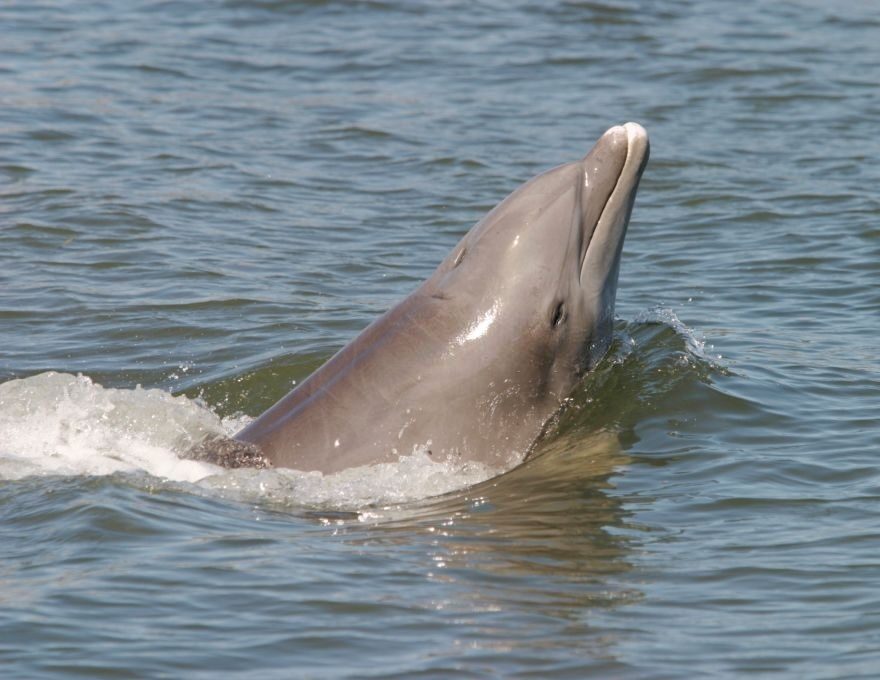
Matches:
[232,123,650,474]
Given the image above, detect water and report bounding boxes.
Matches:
[1,0,879,676]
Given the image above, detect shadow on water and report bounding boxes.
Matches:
[0,314,730,675]
[319,429,640,666]
[373,321,671,567]
[272,314,730,662]
[177,349,333,417]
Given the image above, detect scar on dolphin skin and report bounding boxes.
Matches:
[195,123,650,476]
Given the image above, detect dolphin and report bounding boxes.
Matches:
[211,123,649,474]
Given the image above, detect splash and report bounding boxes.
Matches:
[632,306,724,366]
[0,372,222,482]
[201,448,495,511]
[0,372,496,508]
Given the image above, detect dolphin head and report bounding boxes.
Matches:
[229,123,650,474]
[429,123,649,403]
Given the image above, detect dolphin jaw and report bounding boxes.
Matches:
[578,122,649,287]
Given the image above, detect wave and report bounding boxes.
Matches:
[0,372,494,509]
[0,309,726,510]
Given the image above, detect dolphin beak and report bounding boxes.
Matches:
[620,123,650,193]
[579,122,650,286]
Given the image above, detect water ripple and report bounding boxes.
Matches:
[2,0,880,676]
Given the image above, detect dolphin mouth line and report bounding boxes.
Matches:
[578,177,617,279]
[579,122,647,283]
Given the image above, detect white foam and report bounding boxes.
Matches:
[0,372,223,482]
[0,372,497,508]
[199,447,495,511]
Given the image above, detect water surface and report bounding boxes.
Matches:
[2,0,879,677]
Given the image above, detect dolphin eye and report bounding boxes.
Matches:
[551,301,566,328]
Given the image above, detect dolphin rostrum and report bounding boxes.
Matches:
[206,123,649,474]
